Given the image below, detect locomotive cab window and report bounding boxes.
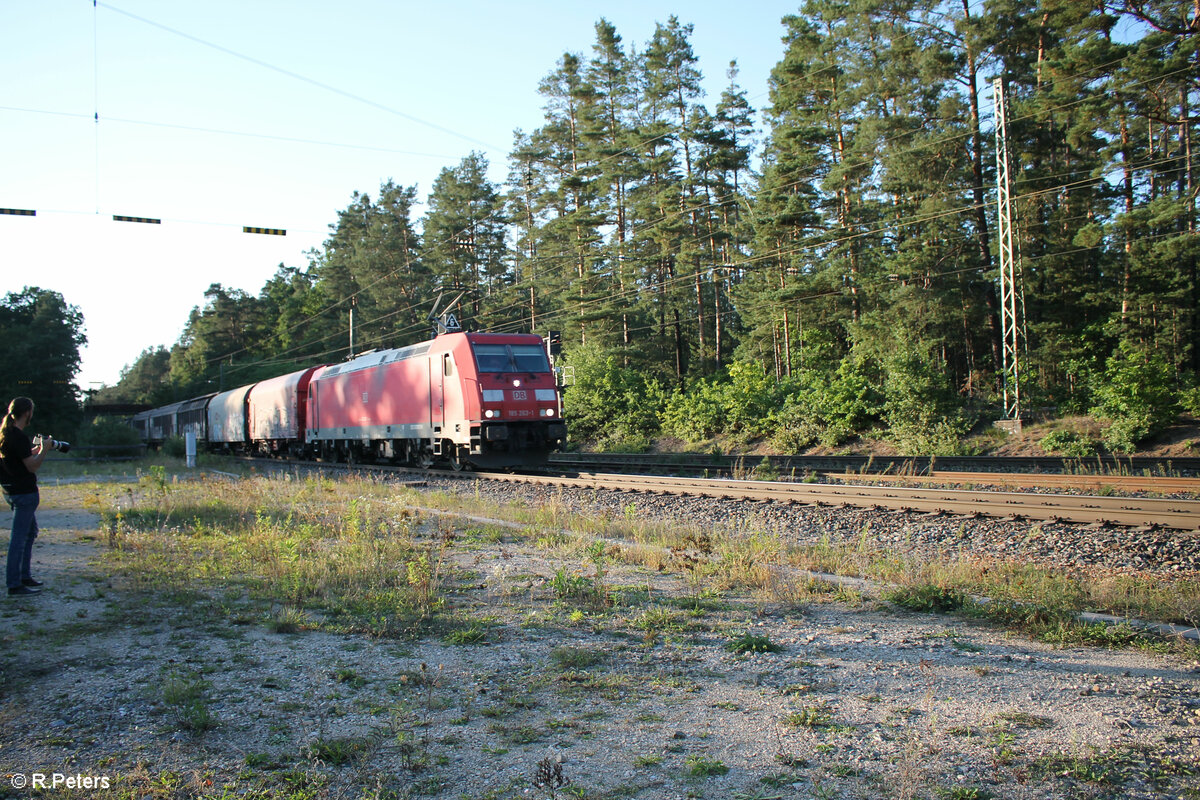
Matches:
[511,345,550,373]
[443,353,454,377]
[474,344,550,374]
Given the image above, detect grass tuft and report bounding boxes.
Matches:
[726,632,785,654]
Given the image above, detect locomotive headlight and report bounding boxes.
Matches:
[484,409,496,419]
[512,379,521,388]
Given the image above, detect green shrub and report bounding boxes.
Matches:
[1038,430,1098,457]
[723,361,785,438]
[885,584,968,613]
[162,435,187,459]
[1090,343,1179,453]
[769,357,885,451]
[662,379,728,443]
[78,416,145,458]
[662,360,784,444]
[882,346,971,455]
[562,344,667,448]
[1178,383,1200,418]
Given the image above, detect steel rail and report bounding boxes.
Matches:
[245,457,1200,530]
[548,452,1200,476]
[834,470,1200,494]
[477,470,1200,530]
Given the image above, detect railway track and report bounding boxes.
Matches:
[547,451,1200,477]
[476,470,1200,531]
[250,456,1200,531]
[835,470,1200,494]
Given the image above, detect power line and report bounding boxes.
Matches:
[0,106,463,160]
[96,2,507,155]
[62,4,1194,381]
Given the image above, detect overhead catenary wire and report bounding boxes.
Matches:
[481,154,1194,338]
[95,2,507,156]
[0,106,463,160]
[21,3,1186,379]
[217,128,1194,374]
[12,6,1182,242]
[12,5,1183,248]
[210,144,1196,379]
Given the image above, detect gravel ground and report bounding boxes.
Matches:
[0,480,1197,800]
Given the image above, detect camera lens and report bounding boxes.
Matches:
[58,441,71,454]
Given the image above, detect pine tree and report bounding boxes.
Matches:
[420,153,508,330]
[584,19,644,359]
[531,51,612,347]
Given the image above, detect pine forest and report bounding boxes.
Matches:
[92,0,1200,456]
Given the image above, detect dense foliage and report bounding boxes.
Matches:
[100,1,1198,454]
[0,287,86,437]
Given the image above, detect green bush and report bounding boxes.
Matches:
[1179,383,1200,418]
[163,435,187,459]
[78,416,145,458]
[884,584,968,613]
[562,345,667,449]
[662,379,728,443]
[1090,343,1179,453]
[662,360,784,444]
[881,346,971,455]
[1038,430,1098,458]
[769,357,885,451]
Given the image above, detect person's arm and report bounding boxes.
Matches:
[22,437,46,474]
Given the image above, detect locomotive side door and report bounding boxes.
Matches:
[429,353,445,431]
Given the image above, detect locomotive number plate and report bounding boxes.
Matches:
[512,390,527,400]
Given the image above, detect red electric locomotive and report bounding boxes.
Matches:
[306,331,565,468]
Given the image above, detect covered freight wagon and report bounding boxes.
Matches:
[207,385,254,448]
[247,366,320,456]
[147,402,183,445]
[176,394,215,444]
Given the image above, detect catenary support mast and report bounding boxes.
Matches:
[993,78,1026,428]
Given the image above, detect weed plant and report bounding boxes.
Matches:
[415,472,1200,647]
[684,754,729,777]
[99,473,452,638]
[726,632,784,654]
[95,466,1199,655]
[161,672,218,733]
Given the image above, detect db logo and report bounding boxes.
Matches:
[512,390,527,400]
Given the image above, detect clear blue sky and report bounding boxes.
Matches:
[2,1,801,390]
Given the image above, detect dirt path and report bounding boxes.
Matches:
[0,501,1198,799]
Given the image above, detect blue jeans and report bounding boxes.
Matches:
[6,491,39,589]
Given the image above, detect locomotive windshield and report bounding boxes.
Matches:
[474,343,550,373]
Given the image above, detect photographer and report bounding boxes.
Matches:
[0,397,50,596]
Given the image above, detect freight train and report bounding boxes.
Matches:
[130,329,567,469]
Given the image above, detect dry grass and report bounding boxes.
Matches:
[74,463,1200,650]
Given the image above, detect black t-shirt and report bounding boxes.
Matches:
[0,426,36,495]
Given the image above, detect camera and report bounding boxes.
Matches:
[36,435,71,454]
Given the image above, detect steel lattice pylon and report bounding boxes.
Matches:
[994,78,1026,422]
